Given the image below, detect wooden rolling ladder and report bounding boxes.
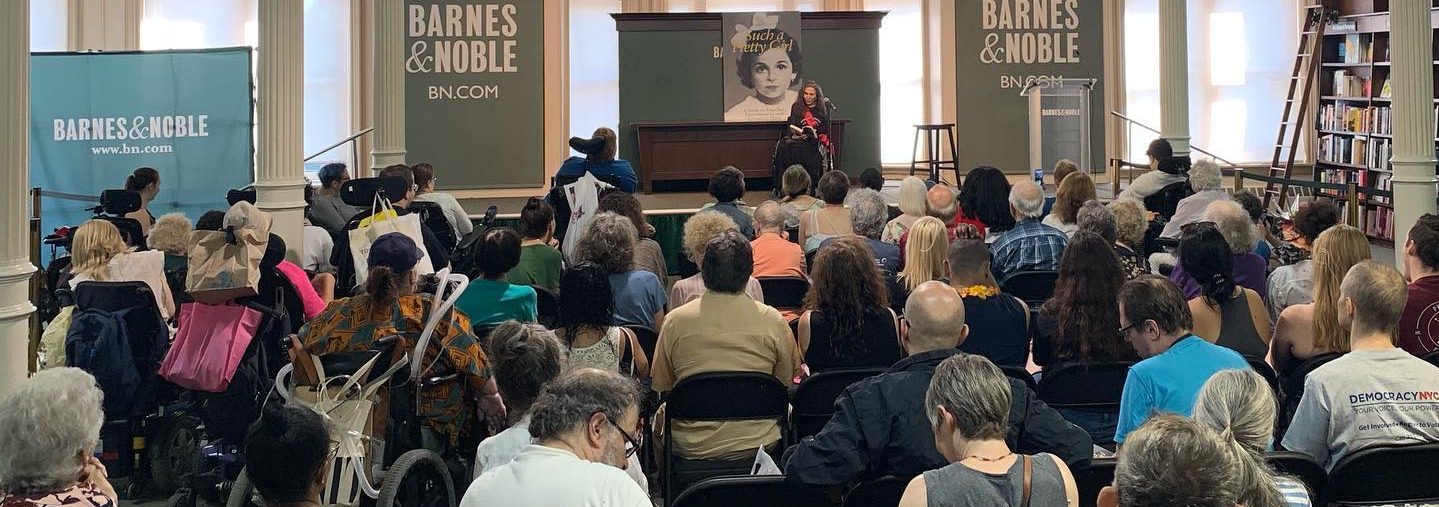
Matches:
[1265,3,1329,212]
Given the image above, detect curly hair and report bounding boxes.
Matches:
[575,211,637,274]
[1109,199,1148,248]
[959,166,1015,232]
[708,166,746,203]
[1293,200,1341,243]
[804,236,889,359]
[683,211,739,263]
[488,321,565,421]
[558,262,618,346]
[597,189,651,239]
[1202,200,1258,255]
[0,368,104,494]
[148,212,192,256]
[1041,231,1134,364]
[1053,172,1097,224]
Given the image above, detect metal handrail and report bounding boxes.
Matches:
[1231,167,1391,227]
[1109,111,1245,169]
[304,127,374,162]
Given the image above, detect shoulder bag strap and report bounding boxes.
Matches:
[616,327,635,376]
[1021,454,1033,507]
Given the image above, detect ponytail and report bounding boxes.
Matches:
[126,167,160,192]
[1200,272,1236,307]
[1217,428,1288,507]
[366,266,400,307]
[244,403,329,504]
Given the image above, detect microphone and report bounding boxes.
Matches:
[824,97,838,110]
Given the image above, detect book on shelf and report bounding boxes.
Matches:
[1379,78,1391,98]
[1332,70,1369,97]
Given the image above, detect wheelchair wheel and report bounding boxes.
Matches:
[225,468,263,507]
[377,449,454,507]
[150,414,204,494]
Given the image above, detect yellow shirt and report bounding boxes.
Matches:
[652,292,796,460]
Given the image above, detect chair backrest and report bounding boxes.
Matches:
[533,285,559,329]
[1265,451,1325,503]
[1326,444,1439,505]
[843,476,911,507]
[667,372,789,421]
[99,216,147,249]
[999,365,1037,392]
[1246,358,1281,400]
[999,271,1059,306]
[1281,352,1345,431]
[1422,350,1439,369]
[785,227,801,245]
[1143,180,1194,220]
[72,281,169,416]
[407,200,457,252]
[672,476,828,507]
[1036,362,1133,409]
[791,367,886,439]
[757,276,810,311]
[1072,458,1117,507]
[623,324,659,362]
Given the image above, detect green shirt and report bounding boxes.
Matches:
[506,243,564,293]
[456,278,538,327]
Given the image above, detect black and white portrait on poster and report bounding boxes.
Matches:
[723,12,803,122]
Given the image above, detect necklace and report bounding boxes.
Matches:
[962,451,1014,463]
[955,284,999,299]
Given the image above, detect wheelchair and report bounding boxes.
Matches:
[227,271,473,507]
[771,127,834,195]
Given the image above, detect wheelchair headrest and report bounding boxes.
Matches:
[341,177,409,207]
[96,189,142,215]
[227,186,257,206]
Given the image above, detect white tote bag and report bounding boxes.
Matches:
[349,196,435,284]
[561,172,615,262]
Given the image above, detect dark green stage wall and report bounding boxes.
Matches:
[614,12,884,179]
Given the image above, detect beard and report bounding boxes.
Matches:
[600,437,629,469]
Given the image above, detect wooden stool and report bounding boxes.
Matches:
[910,124,959,185]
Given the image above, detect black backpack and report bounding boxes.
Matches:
[66,306,144,416]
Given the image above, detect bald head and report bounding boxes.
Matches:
[904,281,968,353]
[1010,180,1044,219]
[754,200,785,233]
[926,185,958,222]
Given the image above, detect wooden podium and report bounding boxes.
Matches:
[633,120,847,193]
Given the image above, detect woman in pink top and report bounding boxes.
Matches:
[262,235,330,319]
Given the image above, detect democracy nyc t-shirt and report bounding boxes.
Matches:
[1282,348,1439,470]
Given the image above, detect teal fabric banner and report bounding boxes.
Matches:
[30,47,255,255]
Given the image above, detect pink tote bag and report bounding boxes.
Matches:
[160,302,263,393]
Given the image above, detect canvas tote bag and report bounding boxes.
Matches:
[186,202,272,304]
[349,195,434,285]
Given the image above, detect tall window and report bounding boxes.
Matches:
[1124,0,1300,164]
[869,0,923,165]
[569,1,622,139]
[29,1,68,52]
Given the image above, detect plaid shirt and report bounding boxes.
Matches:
[990,218,1068,281]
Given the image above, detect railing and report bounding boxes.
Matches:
[304,127,374,166]
[1231,168,1392,232]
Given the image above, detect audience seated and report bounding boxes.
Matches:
[411,162,475,240]
[891,216,949,313]
[859,167,886,192]
[991,180,1068,281]
[1076,200,1117,243]
[1271,201,1341,270]
[1113,275,1248,445]
[1271,225,1370,374]
[1282,261,1439,470]
[330,164,451,273]
[573,212,667,330]
[506,198,564,293]
[1194,369,1314,507]
[949,231,1031,369]
[783,282,1091,488]
[800,236,902,373]
[0,368,117,507]
[1046,159,1080,216]
[244,404,331,507]
[778,165,821,229]
[1042,171,1097,237]
[1099,414,1243,507]
[1399,213,1439,357]
[670,212,764,309]
[1117,138,1189,203]
[652,230,796,460]
[597,190,669,284]
[699,167,755,239]
[456,228,539,326]
[1180,223,1272,361]
[898,184,962,256]
[1170,200,1268,302]
[149,212,190,274]
[309,162,363,235]
[1233,190,1274,262]
[957,166,1015,237]
[823,188,901,277]
[68,219,175,319]
[1269,202,1342,309]
[896,353,1080,506]
[1159,159,1230,239]
[302,184,336,274]
[464,369,650,507]
[123,167,161,237]
[301,233,500,450]
[555,264,651,380]
[1107,199,1153,279]
[883,176,928,244]
[750,201,806,278]
[554,127,639,193]
[800,170,854,253]
[263,234,330,320]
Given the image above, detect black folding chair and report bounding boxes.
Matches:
[407,200,457,253]
[1279,352,1343,439]
[999,365,1037,392]
[1326,444,1439,505]
[1036,362,1132,411]
[791,367,885,439]
[664,372,790,507]
[1247,358,1282,405]
[532,285,559,329]
[622,324,659,364]
[843,475,912,507]
[1422,350,1439,369]
[672,476,828,507]
[757,276,809,312]
[1266,451,1324,503]
[1072,458,1117,507]
[999,271,1059,307]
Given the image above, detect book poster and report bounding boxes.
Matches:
[723,12,802,122]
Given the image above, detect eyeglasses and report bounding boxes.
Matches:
[604,414,642,458]
[1118,321,1141,335]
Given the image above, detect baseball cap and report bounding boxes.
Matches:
[368,233,424,272]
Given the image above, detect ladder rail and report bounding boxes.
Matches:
[1266,3,1328,211]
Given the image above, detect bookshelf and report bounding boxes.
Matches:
[1314,0,1439,243]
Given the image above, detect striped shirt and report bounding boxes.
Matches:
[1276,475,1313,506]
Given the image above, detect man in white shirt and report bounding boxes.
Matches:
[463,368,651,507]
[1282,261,1439,470]
[1117,138,1188,203]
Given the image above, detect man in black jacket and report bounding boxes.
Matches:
[782,280,1091,487]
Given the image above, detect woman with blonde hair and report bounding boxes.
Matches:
[1042,171,1096,237]
[779,165,821,228]
[1108,199,1153,279]
[888,217,948,313]
[1193,369,1313,506]
[68,219,175,319]
[1270,224,1371,374]
[883,176,929,244]
[668,211,764,310]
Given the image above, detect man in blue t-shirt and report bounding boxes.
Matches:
[1114,275,1249,445]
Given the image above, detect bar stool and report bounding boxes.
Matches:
[910,124,960,185]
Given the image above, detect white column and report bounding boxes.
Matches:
[255,0,307,260]
[1157,0,1190,156]
[0,0,37,395]
[1390,0,1438,259]
[371,0,406,173]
